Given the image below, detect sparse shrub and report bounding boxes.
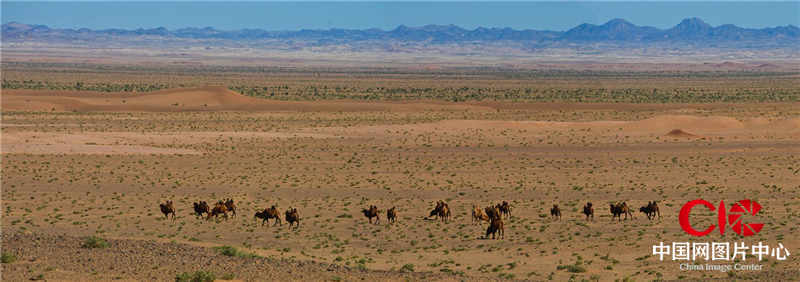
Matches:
[175,271,215,282]
[82,236,109,249]
[557,264,586,273]
[213,245,261,258]
[1,252,16,263]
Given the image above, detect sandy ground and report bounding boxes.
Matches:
[2,88,799,281]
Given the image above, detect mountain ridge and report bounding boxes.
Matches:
[3,18,798,46]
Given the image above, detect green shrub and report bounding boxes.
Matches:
[1,252,16,263]
[82,236,109,249]
[175,271,215,282]
[556,264,587,273]
[213,245,260,258]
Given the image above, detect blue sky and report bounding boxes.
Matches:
[2,2,798,31]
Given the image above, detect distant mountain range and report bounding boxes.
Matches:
[3,18,798,48]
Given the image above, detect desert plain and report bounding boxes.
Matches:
[1,60,799,281]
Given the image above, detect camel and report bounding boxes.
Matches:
[255,205,281,226]
[428,201,442,219]
[437,201,451,223]
[610,202,634,222]
[386,207,397,224]
[583,202,594,221]
[484,205,500,221]
[192,201,209,219]
[429,207,439,219]
[362,205,380,224]
[486,217,504,239]
[224,198,237,218]
[428,201,450,223]
[159,200,176,220]
[639,201,661,220]
[485,205,504,239]
[207,202,228,221]
[472,204,489,224]
[550,204,562,220]
[497,201,512,219]
[285,208,300,228]
[649,201,661,220]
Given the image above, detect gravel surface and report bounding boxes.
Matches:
[1,231,462,281]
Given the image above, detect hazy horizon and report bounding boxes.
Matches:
[3,2,798,31]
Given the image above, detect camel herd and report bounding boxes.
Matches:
[550,201,661,222]
[188,198,237,220]
[164,198,299,228]
[158,199,662,239]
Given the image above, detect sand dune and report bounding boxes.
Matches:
[1,87,491,112]
[665,129,699,138]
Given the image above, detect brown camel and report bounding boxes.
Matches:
[485,207,504,239]
[255,205,281,226]
[192,201,209,219]
[285,208,300,228]
[362,205,380,224]
[550,204,562,220]
[387,207,397,224]
[159,200,176,220]
[639,201,661,220]
[437,201,451,223]
[497,201,512,219]
[224,198,237,218]
[428,201,450,223]
[610,202,634,222]
[207,202,228,221]
[485,205,500,220]
[472,204,489,224]
[583,202,594,221]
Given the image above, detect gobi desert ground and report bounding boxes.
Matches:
[2,61,799,281]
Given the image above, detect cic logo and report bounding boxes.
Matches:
[679,199,764,237]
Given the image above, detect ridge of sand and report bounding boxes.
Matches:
[665,129,699,138]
